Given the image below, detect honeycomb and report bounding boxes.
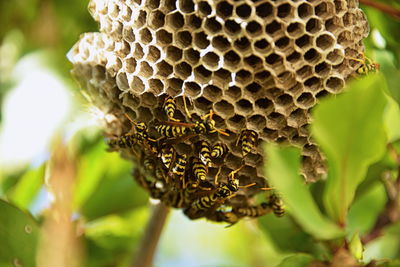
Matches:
[68,0,369,223]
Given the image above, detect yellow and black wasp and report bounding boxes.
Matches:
[192,157,208,182]
[211,142,227,159]
[349,54,380,76]
[237,130,258,157]
[208,209,239,227]
[106,134,139,150]
[233,202,272,218]
[269,194,285,217]
[164,96,180,121]
[199,141,212,167]
[170,153,188,188]
[159,145,175,169]
[156,96,229,139]
[124,114,159,155]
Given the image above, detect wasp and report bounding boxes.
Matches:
[192,157,208,182]
[349,54,380,75]
[170,153,188,188]
[199,141,212,167]
[159,145,175,169]
[161,188,186,208]
[132,168,165,199]
[208,210,239,227]
[164,96,180,121]
[269,194,285,217]
[233,202,272,218]
[124,114,158,154]
[106,134,138,150]
[211,143,227,159]
[237,130,258,157]
[143,155,156,172]
[155,96,229,139]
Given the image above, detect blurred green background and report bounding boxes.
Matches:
[1,1,400,266]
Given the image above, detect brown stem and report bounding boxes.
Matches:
[132,202,170,267]
[359,0,400,20]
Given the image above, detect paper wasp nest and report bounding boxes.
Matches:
[68,0,369,223]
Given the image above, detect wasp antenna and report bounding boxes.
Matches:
[229,165,244,179]
[124,113,137,125]
[214,166,222,185]
[239,182,256,189]
[182,95,192,120]
[217,129,230,136]
[260,187,274,191]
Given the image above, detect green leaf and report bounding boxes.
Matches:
[9,165,45,210]
[311,75,387,224]
[277,254,314,267]
[385,96,400,142]
[264,144,344,240]
[0,199,39,267]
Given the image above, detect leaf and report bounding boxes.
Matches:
[385,96,400,142]
[264,144,344,240]
[277,254,314,267]
[311,75,387,224]
[9,165,45,210]
[0,199,39,267]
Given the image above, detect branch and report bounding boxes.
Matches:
[360,0,400,20]
[132,202,170,267]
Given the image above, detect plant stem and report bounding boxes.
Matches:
[132,202,170,267]
[360,0,400,20]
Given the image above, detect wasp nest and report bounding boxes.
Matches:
[68,0,369,224]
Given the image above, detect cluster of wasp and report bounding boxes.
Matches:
[106,95,284,226]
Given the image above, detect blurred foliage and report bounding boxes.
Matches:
[1,0,400,266]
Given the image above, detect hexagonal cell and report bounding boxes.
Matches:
[133,43,144,59]
[186,14,202,29]
[155,29,173,45]
[224,50,241,69]
[179,0,194,13]
[198,1,212,16]
[139,61,153,78]
[148,79,164,95]
[147,46,161,62]
[225,85,241,100]
[314,62,331,76]
[166,45,183,61]
[297,2,313,18]
[174,61,192,79]
[183,48,200,64]
[315,33,335,50]
[164,0,177,12]
[277,3,292,19]
[227,114,246,131]
[194,96,213,112]
[166,78,184,95]
[141,92,157,108]
[296,92,315,109]
[176,31,192,47]
[326,48,344,65]
[325,17,342,34]
[275,36,290,50]
[276,93,293,107]
[166,11,185,30]
[337,30,352,46]
[315,2,332,18]
[246,21,262,36]
[194,32,210,49]
[122,27,135,42]
[265,53,283,66]
[296,65,313,80]
[281,126,297,139]
[203,85,222,102]
[156,60,173,77]
[244,55,263,70]
[139,28,153,44]
[214,100,234,118]
[262,128,279,141]
[305,17,322,34]
[334,0,346,15]
[148,10,165,30]
[286,21,304,38]
[255,2,274,18]
[194,65,212,83]
[130,76,145,93]
[224,20,241,36]
[254,70,272,83]
[214,68,231,83]
[184,82,201,97]
[203,52,220,69]
[265,20,282,36]
[205,17,222,33]
[234,37,251,52]
[255,98,273,113]
[254,38,271,53]
[286,51,301,64]
[212,35,231,52]
[116,71,129,90]
[108,2,120,18]
[236,3,252,19]
[216,1,233,18]
[235,69,252,85]
[266,112,286,130]
[148,0,160,9]
[235,98,253,115]
[137,106,153,122]
[295,34,312,49]
[248,114,267,131]
[324,76,344,93]
[304,48,321,64]
[124,57,137,73]
[304,77,321,92]
[134,10,147,28]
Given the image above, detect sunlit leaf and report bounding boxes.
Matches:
[385,96,400,142]
[0,199,39,267]
[9,164,45,210]
[277,253,314,267]
[264,145,344,240]
[312,75,387,224]
[349,232,363,261]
